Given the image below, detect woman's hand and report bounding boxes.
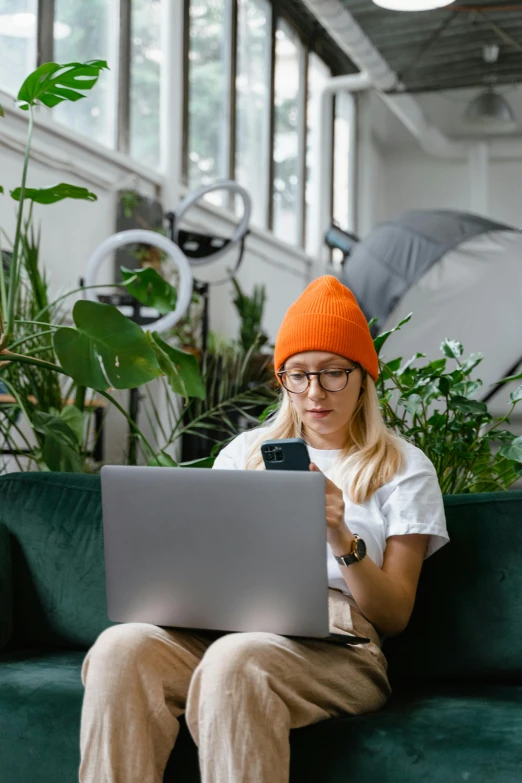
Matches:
[309,463,354,553]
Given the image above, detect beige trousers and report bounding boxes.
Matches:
[79,589,391,783]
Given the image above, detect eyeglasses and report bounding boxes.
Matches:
[276,366,360,394]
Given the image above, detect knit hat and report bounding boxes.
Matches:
[274,276,379,381]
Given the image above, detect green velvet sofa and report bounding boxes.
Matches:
[1,472,521,782]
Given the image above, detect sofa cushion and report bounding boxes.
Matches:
[1,651,520,783]
[385,490,522,681]
[0,473,112,649]
[0,521,12,650]
[0,649,86,783]
[286,681,522,783]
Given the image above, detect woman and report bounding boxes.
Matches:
[79,275,449,783]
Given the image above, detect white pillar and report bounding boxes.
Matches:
[468,142,489,217]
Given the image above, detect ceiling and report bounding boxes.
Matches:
[340,1,522,93]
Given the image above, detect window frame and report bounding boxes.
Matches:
[184,0,353,251]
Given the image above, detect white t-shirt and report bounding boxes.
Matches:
[212,428,449,598]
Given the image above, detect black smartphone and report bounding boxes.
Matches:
[261,438,311,471]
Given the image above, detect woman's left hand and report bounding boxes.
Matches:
[309,463,353,548]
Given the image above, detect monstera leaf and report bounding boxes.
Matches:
[17,60,108,110]
[149,333,205,400]
[54,300,162,390]
[121,266,177,315]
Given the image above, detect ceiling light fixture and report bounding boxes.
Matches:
[372,0,454,11]
[464,87,517,133]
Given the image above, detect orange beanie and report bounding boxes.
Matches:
[274,276,379,381]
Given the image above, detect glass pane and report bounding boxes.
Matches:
[333,92,354,230]
[0,0,37,96]
[235,0,270,227]
[130,0,161,169]
[273,20,301,245]
[54,0,118,148]
[187,0,228,201]
[305,53,331,255]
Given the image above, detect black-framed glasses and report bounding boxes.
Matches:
[276,366,360,394]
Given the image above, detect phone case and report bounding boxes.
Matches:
[261,438,311,471]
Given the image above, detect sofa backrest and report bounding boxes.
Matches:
[1,472,521,680]
[384,491,522,681]
[0,472,112,650]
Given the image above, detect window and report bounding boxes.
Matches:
[187,0,229,200]
[185,1,350,251]
[333,92,354,231]
[272,20,303,245]
[235,0,271,227]
[0,0,37,96]
[305,53,331,255]
[53,0,118,148]
[130,0,162,168]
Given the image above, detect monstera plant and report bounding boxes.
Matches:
[0,60,206,471]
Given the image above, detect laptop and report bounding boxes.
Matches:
[101,465,370,646]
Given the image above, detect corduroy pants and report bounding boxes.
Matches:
[79,589,391,783]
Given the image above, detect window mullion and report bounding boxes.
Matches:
[225,0,238,209]
[37,0,54,66]
[117,0,131,154]
[267,4,276,231]
[297,45,308,249]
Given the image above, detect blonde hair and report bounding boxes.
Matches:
[245,371,405,504]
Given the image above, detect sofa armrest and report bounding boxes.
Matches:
[0,521,13,650]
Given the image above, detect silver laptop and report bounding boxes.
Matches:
[101,465,370,645]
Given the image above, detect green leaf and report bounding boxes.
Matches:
[179,456,215,468]
[496,370,522,385]
[0,104,4,118]
[33,411,84,472]
[438,376,451,395]
[60,406,84,444]
[384,357,402,373]
[453,381,481,398]
[54,300,162,391]
[373,313,413,356]
[149,333,205,400]
[259,401,279,423]
[148,451,178,467]
[441,339,463,360]
[449,396,488,415]
[510,385,522,404]
[0,185,3,194]
[399,393,423,417]
[461,353,483,374]
[499,436,522,462]
[10,183,97,204]
[17,60,108,110]
[120,266,177,315]
[398,353,426,376]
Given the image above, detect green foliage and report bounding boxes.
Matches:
[17,60,109,110]
[10,183,97,204]
[53,300,163,391]
[230,276,269,352]
[149,333,206,401]
[375,319,522,494]
[0,59,207,473]
[121,266,177,315]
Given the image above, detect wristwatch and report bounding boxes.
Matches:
[334,534,367,567]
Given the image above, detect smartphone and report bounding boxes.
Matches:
[261,438,311,471]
